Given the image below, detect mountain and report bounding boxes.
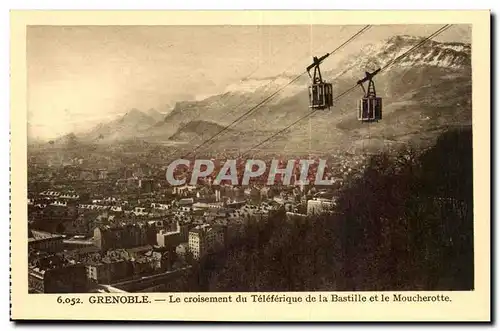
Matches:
[146,93,248,140]
[152,34,472,156]
[80,108,160,143]
[168,120,233,142]
[333,35,471,79]
[268,35,472,155]
[145,108,166,122]
[49,34,471,156]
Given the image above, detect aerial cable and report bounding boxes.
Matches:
[164,40,288,154]
[183,25,372,158]
[165,30,342,161]
[240,24,452,157]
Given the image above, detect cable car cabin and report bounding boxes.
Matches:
[308,83,333,109]
[356,68,383,122]
[307,53,333,110]
[357,97,382,122]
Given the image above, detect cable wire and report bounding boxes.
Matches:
[165,30,342,161]
[182,25,372,158]
[241,24,452,157]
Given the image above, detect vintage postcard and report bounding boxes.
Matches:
[10,10,491,321]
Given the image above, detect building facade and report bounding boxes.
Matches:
[86,258,129,284]
[28,230,64,253]
[188,224,225,260]
[93,223,148,251]
[306,198,336,216]
[28,257,87,293]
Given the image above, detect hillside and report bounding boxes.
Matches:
[78,108,160,143]
[168,120,233,142]
[151,35,471,155]
[145,108,166,122]
[45,34,472,156]
[205,127,474,291]
[201,36,471,155]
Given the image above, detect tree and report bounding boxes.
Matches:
[205,128,474,292]
[55,223,66,234]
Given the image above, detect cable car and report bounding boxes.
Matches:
[307,54,333,110]
[356,68,382,122]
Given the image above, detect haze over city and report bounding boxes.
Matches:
[27,24,470,140]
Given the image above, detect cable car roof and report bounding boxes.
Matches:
[356,68,381,85]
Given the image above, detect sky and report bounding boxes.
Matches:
[27,24,471,140]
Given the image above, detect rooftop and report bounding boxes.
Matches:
[126,245,153,254]
[28,230,63,242]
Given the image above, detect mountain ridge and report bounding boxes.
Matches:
[38,34,472,156]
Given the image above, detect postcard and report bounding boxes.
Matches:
[10,10,491,321]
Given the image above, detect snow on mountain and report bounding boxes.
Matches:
[219,35,470,107]
[333,35,470,79]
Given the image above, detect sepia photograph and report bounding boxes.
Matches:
[10,10,491,321]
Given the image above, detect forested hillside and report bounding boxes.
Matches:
[202,127,473,291]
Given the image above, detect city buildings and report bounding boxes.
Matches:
[27,152,352,293]
[188,224,225,260]
[86,256,129,284]
[28,229,64,253]
[307,197,336,216]
[28,253,87,293]
[93,223,148,251]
